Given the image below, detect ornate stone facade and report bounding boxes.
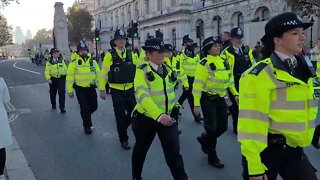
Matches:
[93,0,319,51]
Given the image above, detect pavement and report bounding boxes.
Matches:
[1,58,320,180]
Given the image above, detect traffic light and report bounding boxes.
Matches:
[132,23,138,37]
[127,27,132,38]
[95,28,100,42]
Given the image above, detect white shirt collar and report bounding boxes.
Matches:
[275,50,297,66]
[149,61,160,71]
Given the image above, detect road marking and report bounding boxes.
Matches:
[5,102,31,123]
[8,83,47,89]
[13,61,41,75]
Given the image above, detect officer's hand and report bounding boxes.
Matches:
[68,92,74,98]
[159,114,173,126]
[47,80,52,84]
[250,174,268,180]
[100,90,107,100]
[193,107,201,117]
[235,96,239,105]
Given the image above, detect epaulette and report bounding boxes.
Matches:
[243,46,250,53]
[248,62,268,75]
[200,59,207,66]
[138,64,148,69]
[71,59,76,63]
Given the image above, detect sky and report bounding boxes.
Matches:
[1,0,75,37]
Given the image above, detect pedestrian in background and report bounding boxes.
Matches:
[45,48,67,113]
[238,12,318,180]
[0,78,12,180]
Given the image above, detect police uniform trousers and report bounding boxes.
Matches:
[242,134,317,180]
[0,148,5,175]
[228,74,240,133]
[110,88,136,143]
[49,75,66,110]
[312,125,320,147]
[199,93,228,159]
[74,85,98,129]
[178,76,198,120]
[131,112,188,180]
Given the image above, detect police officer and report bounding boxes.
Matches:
[45,48,67,113]
[66,41,100,134]
[99,29,138,150]
[131,38,188,180]
[163,44,189,88]
[238,12,318,180]
[193,36,238,168]
[178,34,203,123]
[221,27,255,134]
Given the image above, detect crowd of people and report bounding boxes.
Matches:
[1,11,320,180]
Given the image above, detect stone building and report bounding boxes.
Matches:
[92,0,319,51]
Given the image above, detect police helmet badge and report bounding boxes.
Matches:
[161,41,164,46]
[120,29,125,36]
[237,28,242,36]
[188,34,192,39]
[80,41,86,48]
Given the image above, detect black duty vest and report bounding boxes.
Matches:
[108,49,136,83]
[228,46,252,75]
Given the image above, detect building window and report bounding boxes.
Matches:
[213,16,221,36]
[135,3,139,20]
[145,0,150,14]
[253,7,270,22]
[171,0,176,6]
[262,8,270,21]
[127,4,131,23]
[172,29,176,48]
[158,0,162,11]
[238,13,244,30]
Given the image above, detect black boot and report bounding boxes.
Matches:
[197,132,209,154]
[208,151,224,168]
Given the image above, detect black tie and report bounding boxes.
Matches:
[285,58,296,75]
[157,65,163,75]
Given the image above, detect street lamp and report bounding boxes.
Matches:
[310,17,315,48]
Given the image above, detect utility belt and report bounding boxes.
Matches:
[202,92,224,101]
[51,75,66,80]
[74,84,96,89]
[267,133,286,145]
[132,110,178,124]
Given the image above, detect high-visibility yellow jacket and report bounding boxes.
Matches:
[99,48,139,91]
[71,52,78,62]
[316,54,320,78]
[66,56,100,93]
[193,55,238,107]
[220,46,255,75]
[237,55,318,176]
[45,58,67,80]
[178,49,200,77]
[133,62,178,120]
[164,56,188,88]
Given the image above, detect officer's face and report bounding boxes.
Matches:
[163,51,173,58]
[221,33,230,42]
[274,28,305,55]
[52,52,59,59]
[209,43,221,56]
[147,51,164,65]
[231,37,243,47]
[114,38,127,49]
[78,49,88,56]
